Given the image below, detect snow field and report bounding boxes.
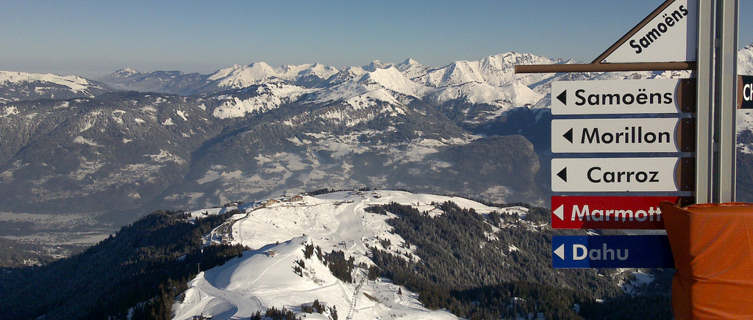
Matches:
[173,190,525,319]
[0,71,93,92]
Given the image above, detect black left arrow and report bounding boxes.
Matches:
[556,90,567,105]
[557,167,567,182]
[563,128,573,143]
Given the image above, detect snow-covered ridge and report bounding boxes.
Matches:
[211,82,313,119]
[96,51,568,120]
[173,190,527,320]
[201,52,560,120]
[335,52,557,110]
[208,62,339,89]
[358,66,428,98]
[110,67,140,78]
[97,42,753,122]
[0,71,94,93]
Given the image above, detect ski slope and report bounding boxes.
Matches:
[173,190,526,320]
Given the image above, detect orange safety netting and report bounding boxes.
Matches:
[660,202,753,320]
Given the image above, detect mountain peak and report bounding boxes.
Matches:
[207,62,279,89]
[363,60,392,72]
[358,66,426,97]
[399,58,421,66]
[395,58,428,80]
[112,67,140,77]
[247,61,273,69]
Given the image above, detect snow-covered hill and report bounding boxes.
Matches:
[172,190,527,320]
[0,71,92,92]
[208,62,340,90]
[210,81,314,119]
[0,71,109,103]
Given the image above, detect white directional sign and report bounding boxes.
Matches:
[552,118,684,153]
[551,157,680,192]
[602,0,697,63]
[551,79,687,115]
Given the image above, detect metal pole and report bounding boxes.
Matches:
[715,0,738,202]
[696,0,715,204]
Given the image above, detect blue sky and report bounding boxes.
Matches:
[1,0,751,76]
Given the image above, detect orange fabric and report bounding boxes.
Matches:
[660,202,753,320]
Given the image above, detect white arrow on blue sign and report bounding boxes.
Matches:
[552,235,674,268]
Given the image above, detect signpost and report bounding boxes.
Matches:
[552,235,674,268]
[515,0,744,315]
[515,0,739,273]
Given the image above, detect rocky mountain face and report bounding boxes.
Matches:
[0,93,222,216]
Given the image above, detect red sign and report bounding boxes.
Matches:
[551,196,681,229]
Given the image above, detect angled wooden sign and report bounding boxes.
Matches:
[594,0,697,64]
[515,0,698,74]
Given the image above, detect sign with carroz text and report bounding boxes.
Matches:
[551,157,682,192]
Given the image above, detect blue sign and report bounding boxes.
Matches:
[552,235,674,268]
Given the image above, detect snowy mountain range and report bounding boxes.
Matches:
[100,52,562,120]
[5,44,753,110]
[6,45,753,124]
[94,45,753,125]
